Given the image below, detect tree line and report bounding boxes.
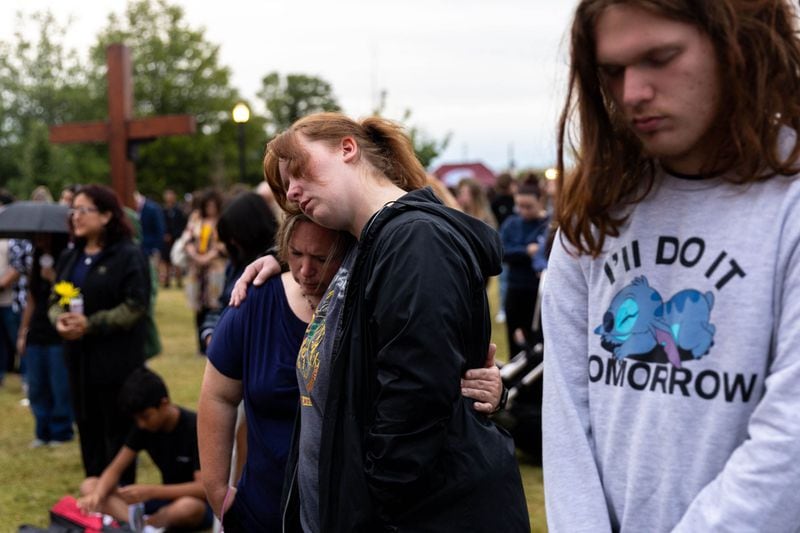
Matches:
[0,0,447,198]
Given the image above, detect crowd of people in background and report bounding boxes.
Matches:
[3,166,554,367]
[3,2,800,531]
[0,161,544,531]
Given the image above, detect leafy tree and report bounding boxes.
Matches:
[0,1,255,198]
[258,72,341,136]
[0,11,104,196]
[92,0,249,195]
[0,1,372,199]
[408,122,451,170]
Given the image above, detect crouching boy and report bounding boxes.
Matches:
[77,367,213,530]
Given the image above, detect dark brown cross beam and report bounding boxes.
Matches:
[49,44,196,208]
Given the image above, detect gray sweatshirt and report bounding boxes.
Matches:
[542,161,800,531]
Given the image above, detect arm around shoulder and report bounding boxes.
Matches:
[229,253,281,306]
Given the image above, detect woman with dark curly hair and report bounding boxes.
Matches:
[49,184,150,485]
[182,188,226,355]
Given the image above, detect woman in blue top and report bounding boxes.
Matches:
[198,212,352,531]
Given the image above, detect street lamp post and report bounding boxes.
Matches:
[232,102,250,182]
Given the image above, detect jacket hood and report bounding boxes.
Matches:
[364,187,502,278]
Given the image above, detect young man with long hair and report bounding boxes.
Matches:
[543,1,800,531]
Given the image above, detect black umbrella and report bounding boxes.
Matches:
[0,201,70,239]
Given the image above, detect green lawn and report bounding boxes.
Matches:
[0,282,546,531]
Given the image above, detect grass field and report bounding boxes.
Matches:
[0,281,546,532]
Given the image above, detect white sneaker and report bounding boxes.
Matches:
[29,438,47,449]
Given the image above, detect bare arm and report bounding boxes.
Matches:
[0,265,20,289]
[77,446,138,513]
[197,360,243,517]
[116,470,206,503]
[228,255,281,306]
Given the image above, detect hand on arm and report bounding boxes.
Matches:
[461,343,504,413]
[228,254,281,306]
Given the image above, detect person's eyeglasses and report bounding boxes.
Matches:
[69,206,99,217]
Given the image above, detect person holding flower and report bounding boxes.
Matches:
[49,184,151,485]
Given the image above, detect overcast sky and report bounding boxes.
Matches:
[1,0,578,172]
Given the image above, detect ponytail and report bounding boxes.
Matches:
[359,116,427,192]
[263,112,427,211]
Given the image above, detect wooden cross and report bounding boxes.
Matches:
[49,44,196,208]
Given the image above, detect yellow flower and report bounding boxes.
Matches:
[54,281,81,307]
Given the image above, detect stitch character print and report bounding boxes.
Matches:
[594,276,716,367]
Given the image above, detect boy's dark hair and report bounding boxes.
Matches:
[516,183,541,199]
[119,367,169,417]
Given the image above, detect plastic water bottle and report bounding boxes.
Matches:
[69,295,84,315]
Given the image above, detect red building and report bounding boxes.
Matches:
[432,162,497,188]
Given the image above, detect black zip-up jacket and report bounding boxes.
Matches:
[282,188,530,532]
[49,239,150,387]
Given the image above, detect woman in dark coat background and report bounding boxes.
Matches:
[49,184,150,485]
